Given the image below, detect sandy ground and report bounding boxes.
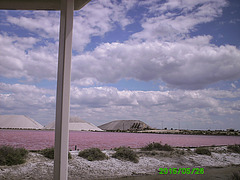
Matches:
[0,146,239,180]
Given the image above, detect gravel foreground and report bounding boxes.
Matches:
[0,146,239,180]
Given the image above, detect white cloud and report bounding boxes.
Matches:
[2,9,240,89]
[231,83,236,89]
[5,0,137,52]
[72,0,137,51]
[1,0,240,130]
[68,86,240,129]
[2,0,238,90]
[1,82,239,129]
[0,34,30,78]
[72,36,240,89]
[72,77,99,86]
[0,83,55,125]
[0,34,58,81]
[133,0,228,41]
[7,11,60,40]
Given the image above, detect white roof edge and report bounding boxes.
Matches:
[0,0,91,10]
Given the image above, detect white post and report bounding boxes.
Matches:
[54,0,74,179]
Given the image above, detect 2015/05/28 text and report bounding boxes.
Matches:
[159,168,204,175]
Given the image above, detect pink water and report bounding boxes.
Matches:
[0,129,240,150]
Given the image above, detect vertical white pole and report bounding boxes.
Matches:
[54,0,74,179]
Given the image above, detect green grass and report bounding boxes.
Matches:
[40,147,72,159]
[112,146,139,163]
[195,147,211,156]
[227,144,240,153]
[141,142,173,151]
[78,148,107,161]
[0,146,28,166]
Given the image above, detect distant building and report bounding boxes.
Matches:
[98,120,151,131]
[0,115,43,129]
[44,116,102,131]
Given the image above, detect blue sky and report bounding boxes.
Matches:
[0,0,240,130]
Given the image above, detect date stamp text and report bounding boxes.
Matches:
[158,168,204,175]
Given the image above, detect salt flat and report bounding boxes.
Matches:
[0,146,239,179]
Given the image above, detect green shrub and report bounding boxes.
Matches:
[40,148,54,159]
[174,149,185,155]
[68,151,72,159]
[112,146,138,163]
[40,147,72,159]
[227,144,240,153]
[0,146,28,166]
[195,147,211,156]
[78,148,107,161]
[141,142,173,151]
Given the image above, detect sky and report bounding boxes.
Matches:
[0,0,240,130]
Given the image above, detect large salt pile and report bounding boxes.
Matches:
[0,115,43,129]
[44,116,102,131]
[98,120,151,131]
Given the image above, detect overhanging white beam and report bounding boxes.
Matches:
[54,0,74,179]
[0,0,91,10]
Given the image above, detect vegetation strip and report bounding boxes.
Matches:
[112,146,139,163]
[39,147,72,159]
[0,146,28,166]
[78,148,107,161]
[1,143,240,167]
